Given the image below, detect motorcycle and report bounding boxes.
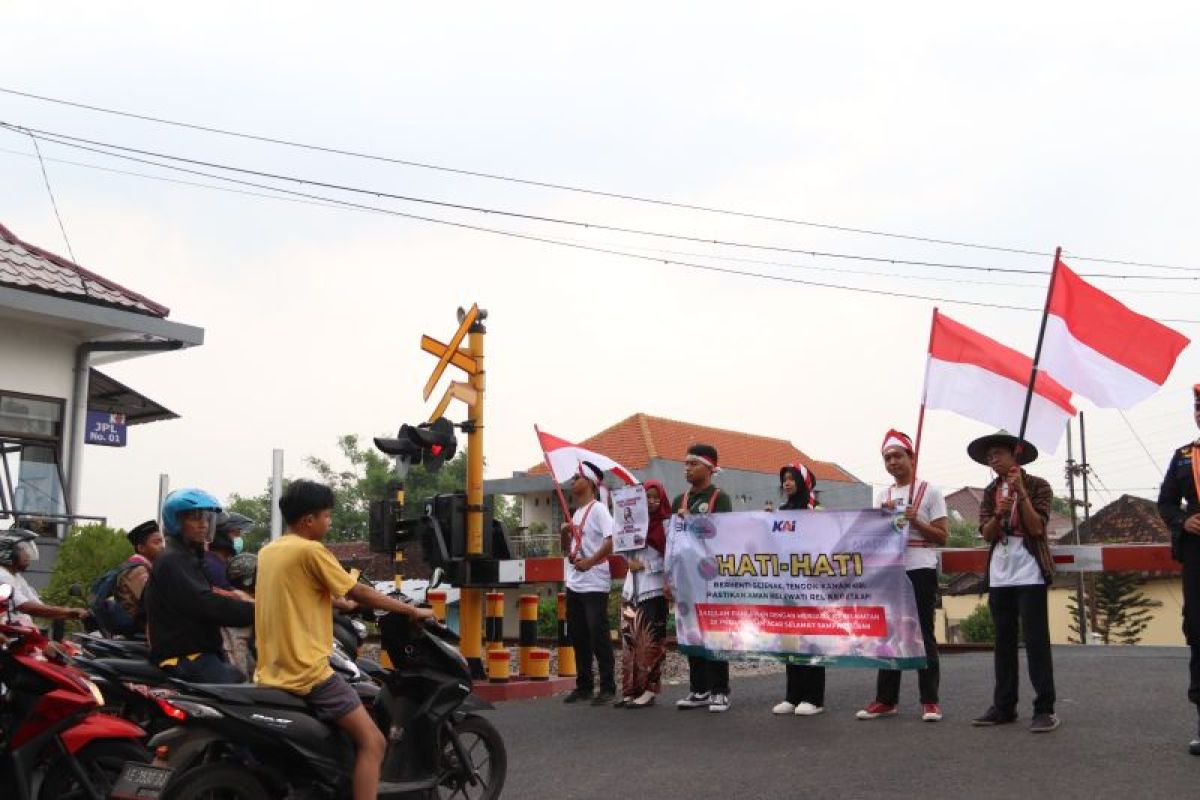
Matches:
[0,583,152,800]
[141,609,506,799]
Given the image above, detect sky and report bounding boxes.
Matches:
[2,2,1199,530]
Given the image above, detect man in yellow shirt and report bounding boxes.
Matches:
[255,480,432,800]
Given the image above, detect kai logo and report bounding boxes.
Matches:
[771,520,797,533]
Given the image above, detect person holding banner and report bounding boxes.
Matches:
[616,480,671,709]
[559,461,618,705]
[968,432,1059,733]
[771,462,827,717]
[1156,383,1200,755]
[672,443,735,713]
[856,430,947,723]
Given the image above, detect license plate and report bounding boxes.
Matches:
[110,762,174,800]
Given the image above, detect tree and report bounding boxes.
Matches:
[1066,572,1161,645]
[226,435,471,548]
[947,518,982,548]
[959,602,995,643]
[44,524,132,607]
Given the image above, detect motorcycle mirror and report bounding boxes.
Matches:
[68,583,84,599]
[429,567,445,589]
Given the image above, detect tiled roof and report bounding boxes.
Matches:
[530,413,858,483]
[945,485,1073,538]
[0,222,168,317]
[1077,494,1170,545]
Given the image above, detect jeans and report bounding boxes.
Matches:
[687,656,730,696]
[876,567,940,704]
[161,651,245,684]
[1180,535,1200,705]
[785,664,825,706]
[989,583,1055,715]
[566,589,615,694]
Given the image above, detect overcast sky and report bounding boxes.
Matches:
[3,2,1199,530]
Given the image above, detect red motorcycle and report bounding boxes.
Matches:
[0,583,152,800]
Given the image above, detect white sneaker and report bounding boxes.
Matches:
[772,701,796,715]
[794,702,825,716]
[676,691,711,709]
[709,693,731,713]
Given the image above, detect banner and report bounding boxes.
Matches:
[665,509,927,669]
[610,485,648,552]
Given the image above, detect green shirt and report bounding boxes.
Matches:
[672,485,732,514]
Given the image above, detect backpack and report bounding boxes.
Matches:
[88,561,144,636]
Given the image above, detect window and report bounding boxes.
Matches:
[0,391,68,530]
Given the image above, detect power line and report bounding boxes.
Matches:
[26,132,76,263]
[5,126,1199,323]
[1,85,1196,273]
[1117,409,1164,475]
[7,120,1200,288]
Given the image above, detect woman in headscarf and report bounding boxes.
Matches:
[772,463,826,717]
[616,479,671,708]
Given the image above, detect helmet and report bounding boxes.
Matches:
[215,511,256,536]
[226,553,258,592]
[0,528,38,567]
[161,488,223,538]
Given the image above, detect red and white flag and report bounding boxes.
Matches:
[924,310,1077,452]
[534,426,638,485]
[1039,257,1190,408]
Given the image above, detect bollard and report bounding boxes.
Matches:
[427,589,447,624]
[460,588,484,679]
[487,649,511,683]
[485,591,506,653]
[518,594,539,675]
[556,592,576,677]
[527,647,551,681]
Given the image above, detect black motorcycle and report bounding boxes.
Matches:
[140,612,505,799]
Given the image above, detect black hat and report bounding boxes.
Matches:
[127,520,159,548]
[967,430,1038,466]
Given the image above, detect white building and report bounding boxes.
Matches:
[0,223,203,586]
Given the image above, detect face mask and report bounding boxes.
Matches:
[233,536,245,555]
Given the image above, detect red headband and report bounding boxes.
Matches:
[880,429,914,455]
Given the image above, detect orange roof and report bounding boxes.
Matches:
[530,413,857,483]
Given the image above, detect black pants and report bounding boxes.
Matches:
[687,656,730,695]
[876,567,940,704]
[785,664,825,706]
[1180,536,1200,705]
[566,589,615,694]
[989,583,1055,715]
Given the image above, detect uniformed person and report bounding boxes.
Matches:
[1156,383,1200,755]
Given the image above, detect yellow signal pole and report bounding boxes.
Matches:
[458,313,487,677]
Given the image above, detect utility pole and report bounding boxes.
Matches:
[1079,411,1097,637]
[1064,420,1088,642]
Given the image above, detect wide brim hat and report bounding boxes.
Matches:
[967,430,1038,466]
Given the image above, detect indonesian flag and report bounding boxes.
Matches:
[924,310,1077,452]
[1039,257,1190,408]
[534,426,638,485]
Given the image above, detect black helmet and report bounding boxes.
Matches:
[226,553,258,592]
[0,529,38,567]
[215,511,256,536]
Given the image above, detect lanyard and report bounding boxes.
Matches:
[888,482,929,546]
[570,501,596,561]
[680,487,720,514]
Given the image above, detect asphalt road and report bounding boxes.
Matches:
[489,646,1197,799]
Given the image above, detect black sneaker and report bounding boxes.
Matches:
[1030,713,1060,733]
[971,707,1017,726]
[675,691,711,709]
[592,691,616,707]
[562,688,591,704]
[1190,737,1200,756]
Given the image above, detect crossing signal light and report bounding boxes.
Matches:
[408,417,457,471]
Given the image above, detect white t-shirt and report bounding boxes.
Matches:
[875,482,948,571]
[989,536,1045,587]
[0,565,40,628]
[565,500,614,594]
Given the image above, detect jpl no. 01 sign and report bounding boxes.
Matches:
[85,411,126,447]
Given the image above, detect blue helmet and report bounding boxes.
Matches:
[161,488,223,537]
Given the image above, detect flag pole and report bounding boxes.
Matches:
[534,425,579,555]
[1016,247,1064,452]
[909,307,938,503]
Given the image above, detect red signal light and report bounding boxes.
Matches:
[430,445,443,456]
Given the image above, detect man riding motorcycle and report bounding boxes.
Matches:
[143,489,254,683]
